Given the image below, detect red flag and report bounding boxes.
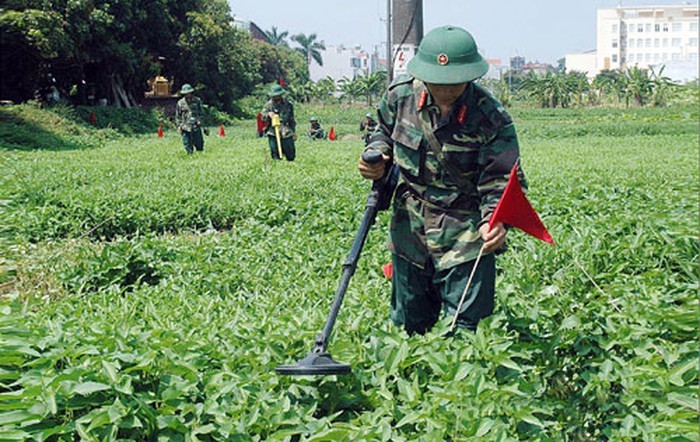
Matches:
[279,76,285,88]
[157,124,163,138]
[256,113,266,135]
[90,111,96,124]
[488,163,554,245]
[328,127,336,141]
[218,124,225,137]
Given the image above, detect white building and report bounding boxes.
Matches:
[565,50,598,79]
[309,45,382,82]
[567,4,699,82]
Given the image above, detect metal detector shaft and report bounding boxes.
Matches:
[312,151,394,354]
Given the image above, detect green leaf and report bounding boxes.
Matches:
[0,410,41,426]
[65,381,111,396]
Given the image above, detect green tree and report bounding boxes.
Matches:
[252,40,308,87]
[314,76,337,103]
[178,1,261,113]
[291,33,325,68]
[566,71,590,107]
[265,26,289,47]
[592,69,624,105]
[649,65,675,107]
[623,66,653,107]
[354,71,387,106]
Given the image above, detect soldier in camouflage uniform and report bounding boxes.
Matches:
[307,116,326,140]
[261,84,297,160]
[359,113,378,145]
[358,25,526,334]
[175,84,205,154]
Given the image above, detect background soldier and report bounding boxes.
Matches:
[307,116,326,140]
[261,84,297,161]
[175,84,204,154]
[359,113,378,145]
[358,25,524,334]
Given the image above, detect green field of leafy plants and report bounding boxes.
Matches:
[1,104,698,441]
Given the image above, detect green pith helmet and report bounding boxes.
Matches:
[180,83,195,95]
[268,84,286,97]
[407,25,489,84]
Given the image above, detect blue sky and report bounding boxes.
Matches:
[228,0,697,63]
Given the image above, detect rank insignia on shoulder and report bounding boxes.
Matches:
[457,104,467,125]
[417,90,427,111]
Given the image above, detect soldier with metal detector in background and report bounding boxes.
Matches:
[261,84,297,161]
[175,83,205,154]
[358,25,525,334]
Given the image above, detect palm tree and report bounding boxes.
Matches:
[314,76,336,103]
[265,27,289,47]
[623,66,653,107]
[291,33,325,67]
[338,76,362,103]
[649,65,675,107]
[593,69,623,105]
[354,71,387,106]
[566,71,590,107]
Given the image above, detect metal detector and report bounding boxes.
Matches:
[275,150,397,376]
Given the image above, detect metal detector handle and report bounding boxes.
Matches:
[312,151,394,355]
[361,150,397,211]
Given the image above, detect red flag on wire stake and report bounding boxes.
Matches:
[328,127,336,141]
[256,113,266,136]
[90,112,96,124]
[382,262,393,279]
[279,76,285,88]
[218,124,225,137]
[157,124,163,138]
[451,161,554,333]
[488,162,554,245]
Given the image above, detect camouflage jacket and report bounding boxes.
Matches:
[261,98,296,139]
[367,76,526,270]
[176,96,204,132]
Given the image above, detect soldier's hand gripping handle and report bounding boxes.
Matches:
[361,150,398,211]
[359,150,390,181]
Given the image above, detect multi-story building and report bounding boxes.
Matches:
[588,4,699,82]
[309,45,383,82]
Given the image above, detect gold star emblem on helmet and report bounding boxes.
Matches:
[437,53,449,65]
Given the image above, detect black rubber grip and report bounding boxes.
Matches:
[362,150,382,164]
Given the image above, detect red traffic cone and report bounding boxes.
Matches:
[157,124,163,138]
[90,111,96,125]
[218,124,225,137]
[328,126,336,141]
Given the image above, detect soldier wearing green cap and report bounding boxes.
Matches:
[358,25,526,334]
[175,83,205,154]
[359,113,378,145]
[261,84,297,160]
[306,116,326,140]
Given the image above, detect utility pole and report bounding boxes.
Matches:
[388,0,423,83]
[386,0,392,87]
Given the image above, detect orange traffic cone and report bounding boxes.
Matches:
[218,124,225,137]
[328,126,336,141]
[157,124,163,138]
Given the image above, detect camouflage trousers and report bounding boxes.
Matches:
[390,252,495,334]
[268,135,296,161]
[181,127,204,154]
